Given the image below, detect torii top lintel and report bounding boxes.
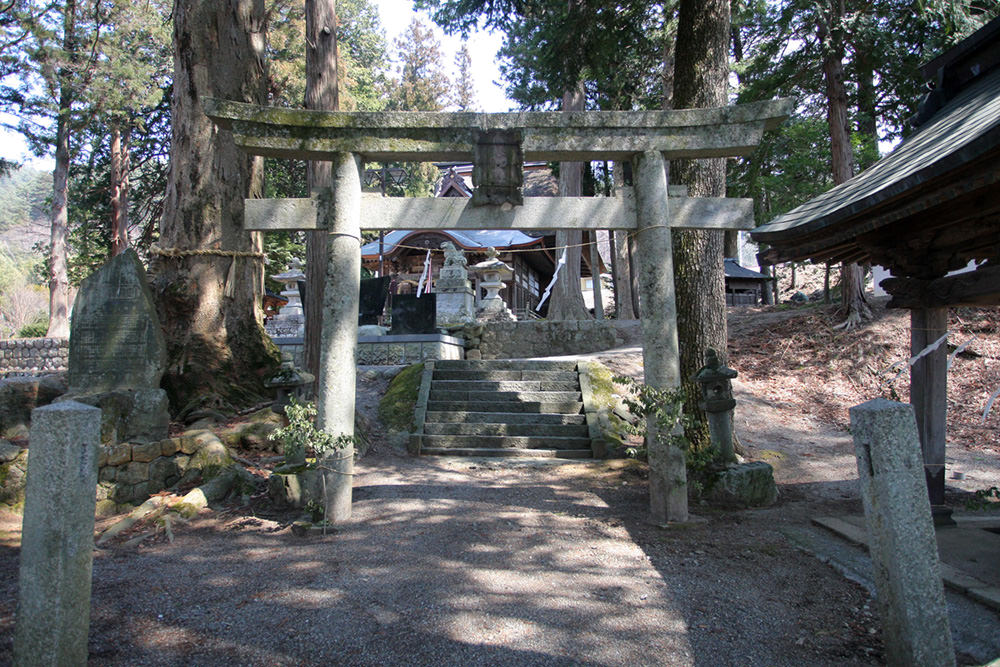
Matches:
[204,97,792,163]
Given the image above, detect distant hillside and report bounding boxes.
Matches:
[0,167,51,255]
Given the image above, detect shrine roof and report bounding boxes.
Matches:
[360,229,545,258]
[752,18,1000,278]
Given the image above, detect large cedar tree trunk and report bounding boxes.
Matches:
[548,86,591,321]
[45,0,76,339]
[304,0,340,386]
[110,122,130,256]
[151,0,277,412]
[819,1,871,328]
[671,0,730,451]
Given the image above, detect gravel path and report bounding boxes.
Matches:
[0,333,996,664]
[0,448,886,666]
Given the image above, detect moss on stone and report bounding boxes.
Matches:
[579,361,635,457]
[377,363,424,432]
[170,502,202,519]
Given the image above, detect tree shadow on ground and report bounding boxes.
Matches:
[0,461,882,665]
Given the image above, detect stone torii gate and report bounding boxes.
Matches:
[206,98,791,525]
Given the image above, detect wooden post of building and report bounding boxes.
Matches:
[317,151,362,523]
[909,306,953,525]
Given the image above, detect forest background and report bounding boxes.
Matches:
[0,0,997,386]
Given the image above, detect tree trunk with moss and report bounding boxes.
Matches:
[671,0,730,452]
[151,0,277,413]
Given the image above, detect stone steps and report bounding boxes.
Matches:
[428,389,583,403]
[423,421,590,437]
[421,434,591,450]
[416,359,593,460]
[424,411,586,425]
[432,370,579,382]
[425,400,584,414]
[433,359,578,372]
[420,447,593,459]
[431,379,581,392]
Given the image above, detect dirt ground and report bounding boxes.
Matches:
[0,300,997,665]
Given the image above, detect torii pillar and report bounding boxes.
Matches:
[205,97,792,525]
[316,153,362,522]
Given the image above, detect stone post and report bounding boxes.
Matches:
[14,401,102,666]
[317,152,361,523]
[634,150,687,524]
[849,398,954,667]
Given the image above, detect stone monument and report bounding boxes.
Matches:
[435,241,475,327]
[266,259,306,337]
[470,247,515,321]
[63,249,169,443]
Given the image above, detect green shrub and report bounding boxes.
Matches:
[269,397,353,465]
[17,313,48,338]
[613,375,718,494]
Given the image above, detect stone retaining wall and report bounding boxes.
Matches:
[0,338,69,378]
[479,320,642,359]
[95,429,231,507]
[357,334,463,365]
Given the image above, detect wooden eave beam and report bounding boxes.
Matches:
[882,264,1000,308]
[756,156,1000,266]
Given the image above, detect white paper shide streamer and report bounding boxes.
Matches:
[535,249,567,311]
[416,249,432,297]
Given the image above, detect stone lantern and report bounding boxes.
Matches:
[267,259,306,337]
[470,247,515,321]
[694,348,738,463]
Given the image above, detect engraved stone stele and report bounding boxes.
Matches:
[14,401,101,666]
[435,242,475,327]
[69,249,166,393]
[64,249,168,443]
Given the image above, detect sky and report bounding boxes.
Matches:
[0,2,512,171]
[374,0,511,112]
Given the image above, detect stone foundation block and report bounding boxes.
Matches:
[131,441,162,462]
[705,461,778,507]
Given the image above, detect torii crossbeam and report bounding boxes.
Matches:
[206,97,792,525]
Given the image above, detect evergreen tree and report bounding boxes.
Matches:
[1,0,171,335]
[452,41,477,111]
[386,17,450,112]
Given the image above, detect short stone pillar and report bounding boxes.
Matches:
[14,401,102,666]
[694,348,738,463]
[434,241,475,327]
[849,398,955,667]
[470,247,515,321]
